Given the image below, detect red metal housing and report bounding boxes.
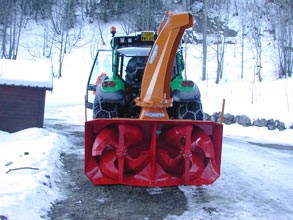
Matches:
[85,119,223,187]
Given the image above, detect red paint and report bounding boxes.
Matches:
[85,119,223,187]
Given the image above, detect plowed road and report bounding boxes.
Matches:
[45,105,293,220]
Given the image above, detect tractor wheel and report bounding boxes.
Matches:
[174,100,203,120]
[93,98,118,119]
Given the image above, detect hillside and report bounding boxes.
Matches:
[1,0,292,127]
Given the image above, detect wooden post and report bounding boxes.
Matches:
[219,98,225,124]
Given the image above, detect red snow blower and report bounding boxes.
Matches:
[84,12,223,186]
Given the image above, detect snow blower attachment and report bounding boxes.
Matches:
[85,12,223,187]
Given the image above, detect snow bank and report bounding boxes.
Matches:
[0,128,65,220]
[224,123,293,145]
[185,43,293,126]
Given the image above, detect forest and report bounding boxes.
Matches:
[0,0,292,81]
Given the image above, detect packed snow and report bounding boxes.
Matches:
[0,59,52,89]
[0,21,293,220]
[0,128,64,219]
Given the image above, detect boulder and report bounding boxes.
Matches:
[211,112,221,122]
[205,111,288,131]
[266,119,276,130]
[223,113,235,125]
[204,113,211,121]
[253,118,267,127]
[275,120,286,131]
[236,115,251,127]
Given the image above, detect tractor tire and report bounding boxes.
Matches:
[93,98,118,119]
[174,100,203,120]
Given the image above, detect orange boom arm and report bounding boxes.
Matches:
[135,12,193,120]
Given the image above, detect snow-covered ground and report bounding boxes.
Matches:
[175,134,293,220]
[0,128,65,220]
[1,21,293,219]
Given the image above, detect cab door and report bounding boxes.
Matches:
[85,49,112,109]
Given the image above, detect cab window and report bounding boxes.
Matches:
[89,50,112,85]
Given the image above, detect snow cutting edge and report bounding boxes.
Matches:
[85,119,222,186]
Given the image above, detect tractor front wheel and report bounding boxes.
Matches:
[93,98,118,119]
[174,100,203,120]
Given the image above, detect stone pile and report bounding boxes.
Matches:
[205,112,291,131]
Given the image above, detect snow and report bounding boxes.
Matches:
[171,132,293,220]
[0,59,53,89]
[0,128,65,219]
[0,20,293,220]
[185,41,293,127]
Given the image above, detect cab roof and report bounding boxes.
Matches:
[117,47,151,57]
[112,31,157,49]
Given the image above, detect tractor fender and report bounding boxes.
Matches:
[172,84,201,102]
[95,84,125,105]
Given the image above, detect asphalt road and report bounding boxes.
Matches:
[46,120,188,220]
[44,106,293,220]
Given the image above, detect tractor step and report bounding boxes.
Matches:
[85,119,223,187]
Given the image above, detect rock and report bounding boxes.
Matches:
[205,112,288,132]
[223,113,235,125]
[275,120,286,131]
[5,161,13,166]
[204,113,211,121]
[253,118,267,127]
[211,112,221,122]
[267,119,276,130]
[236,115,251,127]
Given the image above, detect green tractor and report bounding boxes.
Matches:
[85,30,203,120]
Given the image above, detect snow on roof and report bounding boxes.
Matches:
[118,47,151,56]
[0,59,53,89]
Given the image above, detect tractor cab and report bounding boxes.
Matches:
[86,32,156,111]
[86,28,202,120]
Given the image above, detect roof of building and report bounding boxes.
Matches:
[0,59,53,89]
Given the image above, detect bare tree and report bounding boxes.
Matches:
[120,14,136,35]
[0,0,30,59]
[266,0,292,78]
[135,0,163,31]
[202,0,207,81]
[235,0,249,79]
[116,0,163,34]
[246,0,264,82]
[240,24,246,79]
[212,0,231,84]
[47,0,80,78]
[30,0,53,21]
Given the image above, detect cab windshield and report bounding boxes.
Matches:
[116,47,179,82]
[117,47,150,81]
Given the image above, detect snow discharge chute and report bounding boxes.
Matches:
[85,12,223,186]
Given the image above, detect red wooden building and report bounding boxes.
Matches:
[0,59,52,132]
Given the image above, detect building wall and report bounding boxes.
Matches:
[0,85,46,132]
